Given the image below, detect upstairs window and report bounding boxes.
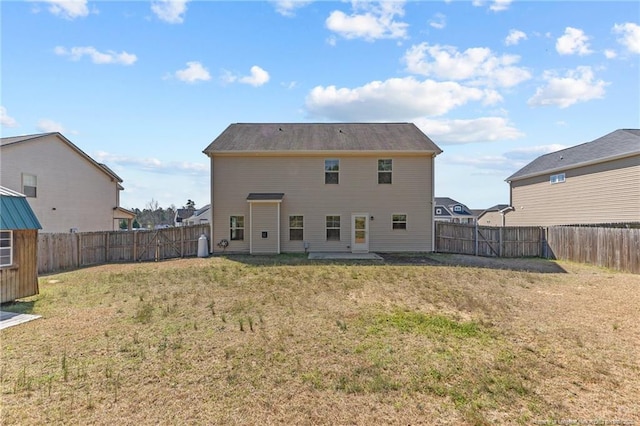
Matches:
[392,214,407,230]
[550,173,565,184]
[453,205,462,212]
[230,216,244,241]
[325,159,339,184]
[0,231,12,267]
[326,215,341,241]
[289,215,304,241]
[378,159,392,184]
[22,173,37,198]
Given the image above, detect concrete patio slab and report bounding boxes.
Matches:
[308,252,383,260]
[0,311,42,331]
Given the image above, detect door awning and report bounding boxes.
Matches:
[246,193,285,202]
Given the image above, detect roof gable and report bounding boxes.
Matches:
[507,129,640,181]
[203,123,442,154]
[1,132,123,183]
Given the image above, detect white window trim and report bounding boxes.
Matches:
[289,215,304,241]
[325,215,341,241]
[392,214,407,230]
[325,159,339,184]
[230,215,245,241]
[377,159,392,184]
[550,173,566,184]
[22,173,37,198]
[0,230,13,267]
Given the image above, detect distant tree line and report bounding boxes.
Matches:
[119,199,197,230]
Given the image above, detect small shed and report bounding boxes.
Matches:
[1,186,42,304]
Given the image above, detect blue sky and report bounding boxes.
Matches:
[1,0,639,211]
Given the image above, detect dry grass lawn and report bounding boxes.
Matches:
[1,254,638,425]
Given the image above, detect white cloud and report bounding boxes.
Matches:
[489,0,512,12]
[94,151,208,176]
[556,27,593,56]
[528,66,609,108]
[404,43,531,88]
[151,0,189,24]
[429,13,446,30]
[604,49,617,59]
[444,144,566,174]
[613,22,640,54]
[239,66,270,87]
[37,119,65,133]
[54,46,137,65]
[222,66,270,87]
[305,77,500,121]
[326,1,408,41]
[471,0,511,12]
[0,106,18,128]
[505,29,527,46]
[414,117,524,145]
[271,0,313,17]
[175,61,211,83]
[40,0,89,19]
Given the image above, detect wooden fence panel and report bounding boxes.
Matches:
[435,223,543,258]
[547,226,640,274]
[38,233,79,274]
[37,224,211,274]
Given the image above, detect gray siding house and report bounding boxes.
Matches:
[203,123,442,254]
[505,129,640,226]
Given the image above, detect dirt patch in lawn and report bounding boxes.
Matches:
[1,256,638,425]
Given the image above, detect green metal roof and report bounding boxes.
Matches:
[0,187,42,230]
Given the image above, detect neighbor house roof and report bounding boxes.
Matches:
[0,186,42,230]
[434,197,475,217]
[506,129,640,182]
[1,132,123,183]
[203,123,442,154]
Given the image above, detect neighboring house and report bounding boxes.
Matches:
[0,132,135,233]
[476,204,511,227]
[203,123,442,254]
[174,208,195,226]
[505,129,640,226]
[183,204,211,226]
[434,197,476,224]
[1,186,42,303]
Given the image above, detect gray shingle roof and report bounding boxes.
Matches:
[506,129,640,182]
[203,123,442,154]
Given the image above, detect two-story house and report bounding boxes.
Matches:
[433,197,476,224]
[505,129,640,226]
[0,132,135,233]
[203,123,442,254]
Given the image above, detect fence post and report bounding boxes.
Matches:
[77,233,82,268]
[498,227,503,257]
[474,222,478,256]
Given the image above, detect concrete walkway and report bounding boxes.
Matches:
[0,311,41,331]
[308,252,383,260]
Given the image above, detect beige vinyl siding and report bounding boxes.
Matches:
[211,153,435,253]
[477,211,504,226]
[1,135,122,233]
[506,155,640,226]
[250,203,280,254]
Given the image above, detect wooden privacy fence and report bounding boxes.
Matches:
[546,226,640,274]
[38,224,210,274]
[435,222,545,257]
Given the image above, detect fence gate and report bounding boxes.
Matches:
[434,222,544,258]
